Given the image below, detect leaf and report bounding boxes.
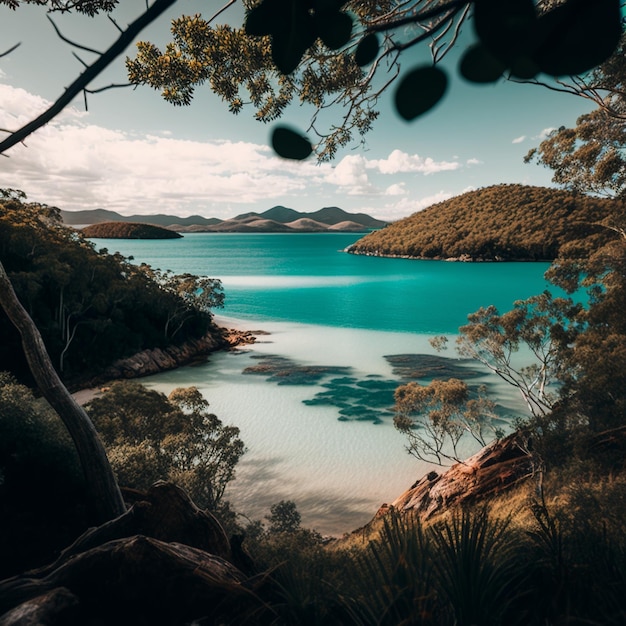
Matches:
[316,10,353,50]
[245,0,282,36]
[271,126,313,160]
[474,0,537,63]
[271,11,317,75]
[533,0,621,76]
[355,33,379,67]
[459,44,506,83]
[394,66,448,122]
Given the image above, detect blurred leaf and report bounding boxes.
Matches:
[271,126,313,160]
[271,0,317,76]
[245,0,282,36]
[474,0,537,63]
[459,44,506,83]
[316,11,353,50]
[394,66,448,121]
[533,0,621,76]
[508,55,540,80]
[355,33,379,67]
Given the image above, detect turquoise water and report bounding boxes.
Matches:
[94,232,554,334]
[90,233,555,534]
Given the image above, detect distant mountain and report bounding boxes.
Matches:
[62,209,221,227]
[347,184,624,261]
[63,205,387,233]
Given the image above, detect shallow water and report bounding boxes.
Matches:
[142,320,529,535]
[90,233,552,535]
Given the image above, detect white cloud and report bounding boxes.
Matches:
[537,127,556,139]
[371,191,454,221]
[0,84,322,216]
[384,183,406,196]
[466,158,482,166]
[0,84,470,219]
[325,154,378,195]
[512,135,526,144]
[367,149,460,175]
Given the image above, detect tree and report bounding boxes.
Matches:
[0,0,184,525]
[545,234,626,433]
[266,499,302,534]
[393,377,502,465]
[525,33,626,198]
[85,382,245,509]
[157,271,224,340]
[127,0,624,159]
[455,293,584,420]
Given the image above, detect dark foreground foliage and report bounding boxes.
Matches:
[0,191,219,383]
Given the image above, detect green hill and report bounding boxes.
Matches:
[81,222,182,239]
[347,184,624,261]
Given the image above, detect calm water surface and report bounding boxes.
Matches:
[91,233,555,534]
[96,233,554,334]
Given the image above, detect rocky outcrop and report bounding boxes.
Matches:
[388,433,536,518]
[348,433,538,542]
[91,327,259,383]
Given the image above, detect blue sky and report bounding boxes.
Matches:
[0,1,595,221]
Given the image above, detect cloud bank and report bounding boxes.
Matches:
[0,84,474,220]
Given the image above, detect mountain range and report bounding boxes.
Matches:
[61,206,387,233]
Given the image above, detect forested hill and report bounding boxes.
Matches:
[347,185,624,261]
[81,222,183,239]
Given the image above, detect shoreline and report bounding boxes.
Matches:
[72,317,266,404]
[344,247,554,263]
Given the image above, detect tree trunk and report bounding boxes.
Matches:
[0,260,125,524]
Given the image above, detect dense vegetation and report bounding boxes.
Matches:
[81,221,183,239]
[348,184,624,260]
[0,191,221,383]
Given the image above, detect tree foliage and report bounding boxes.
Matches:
[86,381,245,509]
[0,0,117,14]
[80,221,182,239]
[0,372,88,577]
[393,377,502,465]
[525,33,626,198]
[0,192,222,380]
[348,184,624,261]
[126,0,624,159]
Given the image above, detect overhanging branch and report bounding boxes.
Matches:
[0,0,178,155]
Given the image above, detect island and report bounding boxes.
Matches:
[81,222,183,239]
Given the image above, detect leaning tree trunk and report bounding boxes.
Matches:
[0,260,125,524]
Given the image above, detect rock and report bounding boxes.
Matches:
[346,432,537,542]
[0,587,79,626]
[0,483,257,625]
[0,537,250,625]
[390,433,535,519]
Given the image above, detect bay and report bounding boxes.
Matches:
[95,232,555,333]
[91,233,554,534]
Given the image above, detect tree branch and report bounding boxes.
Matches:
[0,0,178,155]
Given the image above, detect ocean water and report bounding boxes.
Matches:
[91,233,555,534]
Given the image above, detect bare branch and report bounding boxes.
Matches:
[206,0,237,25]
[85,81,133,94]
[0,42,21,58]
[47,13,102,55]
[108,13,123,33]
[0,0,178,155]
[72,51,89,67]
[367,0,469,34]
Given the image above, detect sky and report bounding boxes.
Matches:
[0,1,597,222]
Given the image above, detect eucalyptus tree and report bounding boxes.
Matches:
[524,28,626,198]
